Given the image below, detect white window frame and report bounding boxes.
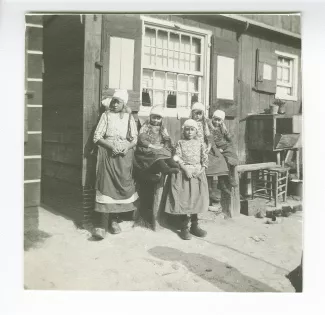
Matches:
[139,15,212,117]
[275,50,299,101]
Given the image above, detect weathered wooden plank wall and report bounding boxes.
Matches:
[238,29,301,162]
[239,14,301,35]
[24,15,43,232]
[42,15,85,223]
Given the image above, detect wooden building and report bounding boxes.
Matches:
[24,15,43,232]
[24,13,302,226]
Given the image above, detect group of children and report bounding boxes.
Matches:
[134,103,239,240]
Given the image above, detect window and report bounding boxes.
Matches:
[140,17,211,116]
[275,51,299,101]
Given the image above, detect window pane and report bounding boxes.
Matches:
[277,86,290,97]
[178,74,188,92]
[143,46,150,67]
[179,52,185,70]
[181,35,190,52]
[154,71,165,89]
[145,28,156,47]
[154,90,165,106]
[283,68,290,83]
[162,50,168,67]
[142,89,152,107]
[177,92,188,108]
[157,30,168,48]
[142,69,153,88]
[191,55,201,72]
[150,48,156,65]
[189,76,199,92]
[166,92,177,108]
[167,73,177,91]
[282,57,291,67]
[174,51,179,69]
[192,37,201,54]
[185,53,190,71]
[156,48,163,67]
[191,93,199,105]
[170,32,180,51]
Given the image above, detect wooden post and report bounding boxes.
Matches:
[220,166,240,218]
[276,152,281,166]
[296,149,300,180]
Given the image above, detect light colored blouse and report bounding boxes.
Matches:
[93,111,138,145]
[175,139,208,169]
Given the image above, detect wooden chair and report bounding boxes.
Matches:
[251,166,289,207]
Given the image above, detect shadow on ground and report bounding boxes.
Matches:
[148,246,279,292]
[24,230,52,251]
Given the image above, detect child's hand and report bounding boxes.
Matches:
[184,169,193,179]
[182,166,193,179]
[193,167,205,178]
[120,147,129,156]
[219,148,224,153]
[112,147,120,156]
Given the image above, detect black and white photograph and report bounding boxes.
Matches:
[22,12,303,292]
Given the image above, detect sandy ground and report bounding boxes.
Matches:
[24,206,302,292]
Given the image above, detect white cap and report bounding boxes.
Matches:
[150,105,165,117]
[191,102,205,112]
[213,109,225,120]
[112,89,129,104]
[182,119,199,130]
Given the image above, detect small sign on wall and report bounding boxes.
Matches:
[216,55,235,100]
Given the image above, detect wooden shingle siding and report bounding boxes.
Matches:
[24,133,42,156]
[24,158,42,181]
[25,15,43,231]
[27,53,43,78]
[26,81,42,105]
[24,182,41,207]
[27,107,42,131]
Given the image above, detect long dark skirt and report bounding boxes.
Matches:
[134,146,172,171]
[207,145,229,176]
[218,143,239,166]
[95,146,138,213]
[165,170,209,215]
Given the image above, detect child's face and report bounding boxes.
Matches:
[184,127,197,139]
[212,116,223,126]
[192,110,203,121]
[109,98,124,112]
[150,114,162,126]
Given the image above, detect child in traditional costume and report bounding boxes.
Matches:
[190,102,229,177]
[209,110,239,186]
[92,89,139,238]
[134,105,179,178]
[165,119,209,240]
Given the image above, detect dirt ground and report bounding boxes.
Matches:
[24,205,302,292]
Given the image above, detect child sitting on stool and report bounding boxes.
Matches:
[208,110,239,187]
[134,105,179,180]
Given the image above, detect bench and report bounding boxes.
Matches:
[135,162,278,230]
